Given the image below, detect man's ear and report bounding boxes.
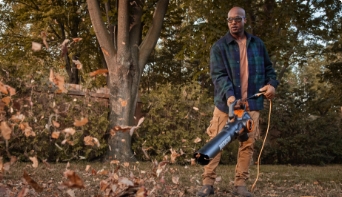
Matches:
[244,18,247,24]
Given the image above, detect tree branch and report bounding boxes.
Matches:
[138,0,169,71]
[87,0,116,59]
[117,0,130,64]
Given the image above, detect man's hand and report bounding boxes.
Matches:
[259,85,275,99]
[227,96,236,106]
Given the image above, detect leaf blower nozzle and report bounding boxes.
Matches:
[193,101,254,165]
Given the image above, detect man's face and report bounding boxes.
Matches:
[227,8,246,35]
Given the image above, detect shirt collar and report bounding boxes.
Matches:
[225,31,252,44]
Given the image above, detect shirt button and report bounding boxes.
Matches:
[237,61,239,63]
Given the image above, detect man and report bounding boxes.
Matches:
[197,7,279,197]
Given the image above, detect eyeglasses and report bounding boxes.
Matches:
[227,16,245,23]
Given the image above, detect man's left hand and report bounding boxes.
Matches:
[259,85,275,99]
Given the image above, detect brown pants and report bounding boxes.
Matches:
[202,107,260,186]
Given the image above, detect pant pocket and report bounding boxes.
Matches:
[206,117,219,139]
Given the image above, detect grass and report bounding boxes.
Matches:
[1,161,342,197]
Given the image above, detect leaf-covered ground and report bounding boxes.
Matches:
[1,161,341,197]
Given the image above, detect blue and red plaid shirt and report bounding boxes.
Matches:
[210,31,279,113]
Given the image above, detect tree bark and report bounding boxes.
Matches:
[87,0,169,161]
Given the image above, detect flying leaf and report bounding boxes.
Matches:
[136,187,148,197]
[51,131,60,139]
[89,69,108,77]
[52,120,60,128]
[17,187,29,197]
[99,180,109,191]
[93,137,100,147]
[1,121,12,140]
[72,60,83,69]
[193,137,202,143]
[29,156,39,168]
[10,113,25,122]
[20,122,35,137]
[41,31,49,49]
[172,176,179,184]
[0,82,8,94]
[74,117,88,127]
[191,158,196,165]
[32,42,42,51]
[23,171,43,192]
[72,38,82,43]
[1,97,11,106]
[129,117,145,136]
[63,170,85,189]
[156,161,168,177]
[85,165,91,172]
[63,128,76,136]
[83,136,95,146]
[170,148,180,164]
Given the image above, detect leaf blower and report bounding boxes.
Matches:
[193,99,254,165]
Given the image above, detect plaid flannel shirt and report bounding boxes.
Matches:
[210,31,279,113]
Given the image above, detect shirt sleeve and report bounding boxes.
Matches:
[210,44,235,102]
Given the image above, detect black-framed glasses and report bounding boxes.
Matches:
[227,16,244,23]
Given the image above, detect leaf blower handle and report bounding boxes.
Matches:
[228,100,238,120]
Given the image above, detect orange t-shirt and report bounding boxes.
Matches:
[236,37,248,101]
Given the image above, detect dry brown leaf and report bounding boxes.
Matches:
[136,187,148,197]
[63,128,76,136]
[156,161,168,177]
[0,82,8,94]
[85,165,91,172]
[123,162,130,168]
[110,160,120,165]
[29,156,39,168]
[72,60,82,69]
[66,189,75,197]
[118,177,134,186]
[193,137,202,143]
[84,136,94,146]
[17,187,29,197]
[23,171,43,192]
[190,158,196,166]
[72,38,83,43]
[20,123,35,137]
[97,169,109,175]
[1,121,12,140]
[52,120,60,128]
[74,117,88,127]
[63,170,85,189]
[10,156,17,165]
[32,42,42,51]
[51,131,60,139]
[41,31,49,49]
[170,149,180,164]
[1,97,11,106]
[3,162,10,172]
[10,113,25,122]
[89,69,108,77]
[172,176,179,184]
[99,180,109,191]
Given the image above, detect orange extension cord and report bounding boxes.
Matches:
[251,99,272,193]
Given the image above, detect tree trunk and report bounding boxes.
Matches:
[87,0,169,161]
